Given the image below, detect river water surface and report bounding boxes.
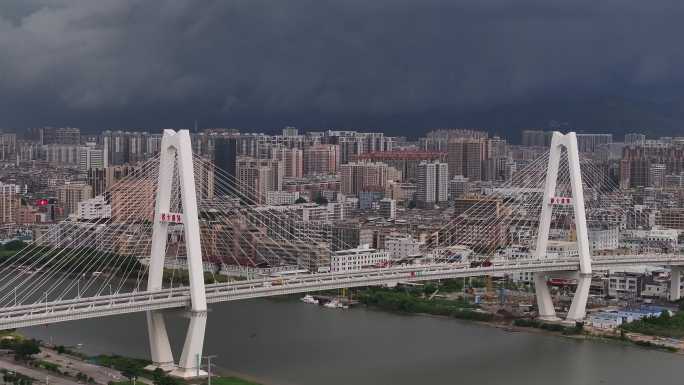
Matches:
[24,298,682,385]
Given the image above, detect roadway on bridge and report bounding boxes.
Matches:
[1,254,683,330]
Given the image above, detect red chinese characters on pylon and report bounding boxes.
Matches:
[160,212,184,223]
[549,197,573,206]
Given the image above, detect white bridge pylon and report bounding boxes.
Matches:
[534,131,592,322]
[146,130,208,378]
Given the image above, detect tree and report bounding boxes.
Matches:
[2,240,27,251]
[120,364,141,384]
[294,196,307,204]
[152,369,182,385]
[151,368,166,384]
[14,339,40,361]
[314,195,328,205]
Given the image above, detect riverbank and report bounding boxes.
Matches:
[356,286,494,321]
[0,331,263,385]
[20,297,684,385]
[352,286,684,354]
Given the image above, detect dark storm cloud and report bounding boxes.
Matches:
[1,0,684,133]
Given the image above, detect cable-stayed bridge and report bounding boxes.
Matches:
[0,130,681,377]
[3,254,684,331]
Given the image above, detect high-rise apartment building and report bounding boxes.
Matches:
[236,157,283,203]
[447,139,484,180]
[270,147,304,178]
[0,134,16,161]
[79,146,105,171]
[416,161,448,208]
[303,144,339,176]
[576,134,613,153]
[422,129,488,151]
[340,162,391,195]
[625,133,646,146]
[0,189,21,224]
[57,183,93,216]
[448,176,469,200]
[379,198,397,220]
[77,195,112,220]
[521,130,552,147]
[448,137,508,181]
[282,126,299,137]
[620,144,684,188]
[649,164,666,188]
[40,127,81,145]
[45,145,80,166]
[353,151,447,182]
[214,137,238,195]
[102,130,128,166]
[101,131,160,166]
[194,159,216,200]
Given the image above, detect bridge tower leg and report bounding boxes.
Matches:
[146,130,208,378]
[533,132,562,321]
[670,268,681,302]
[534,272,557,320]
[534,132,592,323]
[145,130,177,372]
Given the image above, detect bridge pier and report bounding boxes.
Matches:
[534,272,558,321]
[670,268,681,302]
[171,311,208,378]
[145,310,176,372]
[566,273,591,322]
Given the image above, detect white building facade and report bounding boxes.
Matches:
[331,245,390,272]
[77,195,112,220]
[385,235,421,259]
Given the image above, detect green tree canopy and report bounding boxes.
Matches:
[3,240,27,251]
[14,339,40,360]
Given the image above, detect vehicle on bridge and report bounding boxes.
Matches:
[470,259,493,268]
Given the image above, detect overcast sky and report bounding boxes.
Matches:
[2,0,684,137]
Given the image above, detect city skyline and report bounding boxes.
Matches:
[2,1,684,384]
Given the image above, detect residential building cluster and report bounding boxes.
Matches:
[0,126,681,281]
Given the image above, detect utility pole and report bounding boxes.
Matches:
[203,355,217,385]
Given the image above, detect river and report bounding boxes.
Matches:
[23,298,682,385]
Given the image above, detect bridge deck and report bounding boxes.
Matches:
[1,255,683,330]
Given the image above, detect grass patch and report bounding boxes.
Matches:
[513,319,584,335]
[358,287,493,321]
[93,354,150,373]
[34,360,60,372]
[621,311,684,338]
[208,377,262,385]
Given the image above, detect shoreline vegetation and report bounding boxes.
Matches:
[4,280,682,385]
[351,283,683,354]
[0,331,263,385]
[357,286,494,322]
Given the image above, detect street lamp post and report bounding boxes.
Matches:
[203,355,217,385]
